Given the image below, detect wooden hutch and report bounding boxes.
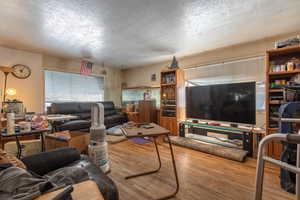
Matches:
[266,45,300,158]
[160,69,185,135]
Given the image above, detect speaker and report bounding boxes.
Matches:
[243,132,253,157]
[179,123,185,137]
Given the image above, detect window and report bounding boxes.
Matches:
[45,70,104,105]
[122,88,160,108]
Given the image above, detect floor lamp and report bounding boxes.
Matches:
[0,66,13,110]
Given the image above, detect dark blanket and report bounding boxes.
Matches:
[0,166,89,200]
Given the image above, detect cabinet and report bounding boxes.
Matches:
[138,100,156,123]
[160,69,185,135]
[266,45,300,158]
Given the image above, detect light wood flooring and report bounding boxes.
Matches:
[108,140,294,200]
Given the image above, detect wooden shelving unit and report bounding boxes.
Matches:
[269,89,284,93]
[266,45,300,159]
[160,69,185,135]
[268,69,300,76]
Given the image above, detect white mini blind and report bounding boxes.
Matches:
[45,70,104,103]
[185,56,265,85]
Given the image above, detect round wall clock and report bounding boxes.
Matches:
[11,64,31,79]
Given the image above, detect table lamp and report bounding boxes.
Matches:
[6,88,17,99]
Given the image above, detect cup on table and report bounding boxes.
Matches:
[7,113,15,134]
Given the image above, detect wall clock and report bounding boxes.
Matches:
[11,64,31,79]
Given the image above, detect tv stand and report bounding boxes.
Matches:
[179,121,265,158]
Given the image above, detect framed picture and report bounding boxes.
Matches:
[151,73,156,82]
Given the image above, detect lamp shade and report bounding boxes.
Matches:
[0,66,13,73]
[6,88,17,96]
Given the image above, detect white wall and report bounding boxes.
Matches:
[0,46,43,112]
[0,46,123,113]
[122,32,300,127]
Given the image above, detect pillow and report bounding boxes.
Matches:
[0,149,27,169]
[106,125,123,136]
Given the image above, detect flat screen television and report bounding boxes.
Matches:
[186,82,256,125]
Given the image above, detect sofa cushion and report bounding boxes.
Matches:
[59,120,91,131]
[102,102,115,110]
[104,110,117,117]
[22,147,80,176]
[79,102,94,113]
[77,112,91,120]
[50,102,81,114]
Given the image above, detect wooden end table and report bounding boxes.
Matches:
[121,123,179,200]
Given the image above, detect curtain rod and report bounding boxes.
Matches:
[183,55,265,71]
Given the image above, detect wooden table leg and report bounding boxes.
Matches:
[156,134,180,200]
[40,133,45,152]
[125,137,162,179]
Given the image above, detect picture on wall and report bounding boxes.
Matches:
[151,73,156,82]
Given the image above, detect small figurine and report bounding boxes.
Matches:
[169,56,179,69]
[143,89,151,100]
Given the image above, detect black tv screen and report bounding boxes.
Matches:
[186,82,256,124]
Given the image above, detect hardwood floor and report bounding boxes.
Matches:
[108,140,294,200]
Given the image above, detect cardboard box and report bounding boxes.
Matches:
[45,131,90,153]
[5,139,41,156]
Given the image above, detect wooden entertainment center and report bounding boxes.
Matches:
[179,121,264,158]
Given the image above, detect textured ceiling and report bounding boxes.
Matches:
[0,0,300,68]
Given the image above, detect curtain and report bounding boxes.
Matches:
[45,70,104,103]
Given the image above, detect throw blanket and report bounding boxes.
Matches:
[0,166,89,200]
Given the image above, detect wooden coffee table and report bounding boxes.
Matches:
[121,123,179,200]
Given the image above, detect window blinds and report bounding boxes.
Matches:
[45,70,104,103]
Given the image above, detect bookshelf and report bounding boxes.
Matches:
[266,45,300,158]
[160,69,185,135]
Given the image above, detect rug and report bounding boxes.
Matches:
[106,135,127,144]
[130,137,153,145]
[166,136,248,162]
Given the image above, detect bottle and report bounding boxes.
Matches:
[7,113,15,134]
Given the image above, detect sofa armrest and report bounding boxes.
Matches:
[22,147,81,176]
[77,155,119,200]
[118,112,128,122]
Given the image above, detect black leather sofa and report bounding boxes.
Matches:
[48,101,128,132]
[21,147,119,200]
